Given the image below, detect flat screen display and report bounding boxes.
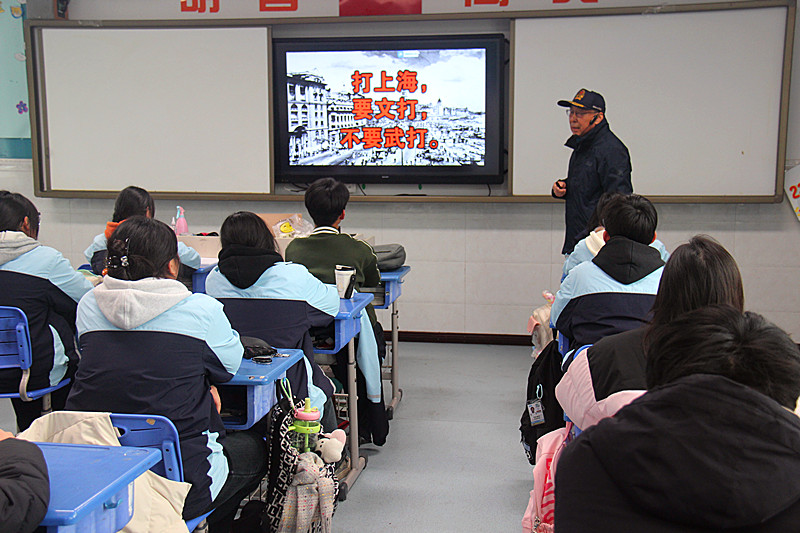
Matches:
[273,35,505,185]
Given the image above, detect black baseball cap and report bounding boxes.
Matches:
[558,89,605,112]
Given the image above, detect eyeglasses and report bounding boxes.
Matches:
[566,108,599,118]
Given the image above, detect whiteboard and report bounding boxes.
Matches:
[511,7,788,198]
[37,26,270,194]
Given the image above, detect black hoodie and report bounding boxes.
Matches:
[555,374,800,532]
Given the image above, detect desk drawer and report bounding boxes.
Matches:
[219,378,279,430]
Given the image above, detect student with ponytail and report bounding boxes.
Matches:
[67,216,266,531]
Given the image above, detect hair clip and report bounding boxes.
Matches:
[120,255,129,268]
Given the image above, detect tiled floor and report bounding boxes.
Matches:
[333,341,534,532]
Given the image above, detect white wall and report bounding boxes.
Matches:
[3,158,799,338]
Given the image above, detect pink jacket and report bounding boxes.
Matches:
[522,346,644,532]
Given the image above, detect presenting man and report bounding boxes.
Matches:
[552,89,632,255]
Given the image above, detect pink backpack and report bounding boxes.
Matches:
[521,425,570,533]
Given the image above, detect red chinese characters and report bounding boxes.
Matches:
[341,69,438,153]
[352,98,374,120]
[339,127,431,150]
[464,0,509,6]
[180,0,219,13]
[351,71,373,94]
[259,0,298,10]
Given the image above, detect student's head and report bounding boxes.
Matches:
[304,178,349,227]
[650,235,744,326]
[646,305,800,409]
[0,190,40,239]
[602,194,657,245]
[220,211,276,252]
[586,192,625,232]
[106,216,178,281]
[112,186,155,222]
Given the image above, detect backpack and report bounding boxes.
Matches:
[373,244,406,271]
[520,339,566,465]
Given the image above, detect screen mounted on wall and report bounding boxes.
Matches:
[273,34,506,185]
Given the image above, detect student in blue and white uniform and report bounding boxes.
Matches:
[205,211,339,429]
[66,216,266,530]
[552,194,665,355]
[83,185,201,274]
[0,191,94,431]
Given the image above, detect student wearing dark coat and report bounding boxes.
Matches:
[555,307,800,533]
[552,89,632,255]
[0,431,50,533]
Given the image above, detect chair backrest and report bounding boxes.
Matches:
[110,413,184,482]
[219,298,314,357]
[0,306,33,371]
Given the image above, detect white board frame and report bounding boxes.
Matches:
[510,1,794,201]
[28,23,272,198]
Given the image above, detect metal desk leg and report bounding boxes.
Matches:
[386,300,403,419]
[339,337,366,501]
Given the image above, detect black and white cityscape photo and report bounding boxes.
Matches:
[284,47,487,167]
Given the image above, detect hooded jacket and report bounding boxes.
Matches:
[66,276,242,519]
[0,231,93,392]
[554,118,633,255]
[205,245,339,415]
[555,374,800,532]
[563,229,669,277]
[551,236,663,352]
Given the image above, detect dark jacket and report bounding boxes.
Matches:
[555,374,800,532]
[0,438,50,533]
[551,236,663,352]
[584,326,648,399]
[555,119,632,254]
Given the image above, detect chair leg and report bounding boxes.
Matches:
[41,393,52,414]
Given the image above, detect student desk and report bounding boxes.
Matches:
[314,292,374,500]
[219,349,304,430]
[373,266,410,419]
[37,442,161,533]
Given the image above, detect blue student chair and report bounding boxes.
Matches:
[0,306,71,412]
[110,413,212,532]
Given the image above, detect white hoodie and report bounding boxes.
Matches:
[93,276,192,330]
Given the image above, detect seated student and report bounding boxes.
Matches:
[285,177,389,446]
[204,211,339,429]
[83,185,201,275]
[563,192,669,277]
[66,217,265,531]
[0,429,49,533]
[524,235,747,531]
[551,193,664,354]
[560,234,744,412]
[555,306,800,532]
[0,191,94,431]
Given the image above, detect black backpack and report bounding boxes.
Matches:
[519,339,566,465]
